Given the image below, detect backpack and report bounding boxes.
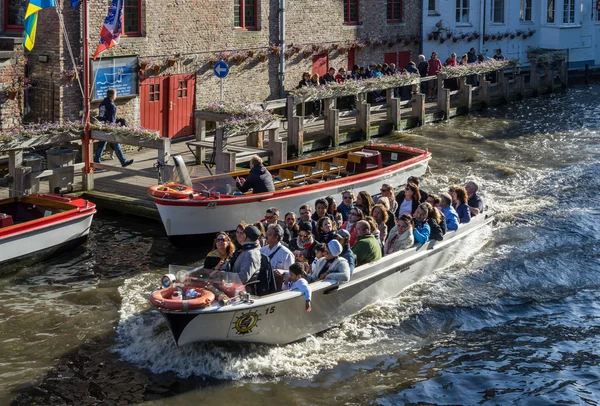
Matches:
[245,254,277,296]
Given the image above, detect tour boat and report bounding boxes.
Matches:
[151,212,494,346]
[0,194,96,266]
[149,144,431,238]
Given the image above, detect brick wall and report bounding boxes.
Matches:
[0,40,26,131]
[24,0,422,129]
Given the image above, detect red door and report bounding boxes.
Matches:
[384,52,397,66]
[312,54,328,76]
[140,74,195,138]
[397,51,411,71]
[140,77,168,136]
[347,48,356,71]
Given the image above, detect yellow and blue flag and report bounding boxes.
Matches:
[23,0,56,51]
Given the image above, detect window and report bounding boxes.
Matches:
[520,0,532,21]
[124,0,141,36]
[563,0,575,23]
[234,0,257,29]
[149,84,160,102]
[387,0,402,21]
[4,0,26,31]
[547,0,555,23]
[594,2,600,21]
[344,0,359,24]
[428,0,436,12]
[177,80,188,98]
[492,0,505,23]
[456,0,469,23]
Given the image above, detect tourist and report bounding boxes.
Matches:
[228,225,262,283]
[426,194,447,236]
[234,221,248,248]
[385,214,414,254]
[460,54,468,65]
[298,204,317,235]
[310,242,327,272]
[412,203,431,244]
[335,229,356,276]
[439,192,459,231]
[236,155,275,194]
[325,196,344,228]
[262,207,290,243]
[493,48,504,61]
[445,53,459,90]
[397,182,421,216]
[417,54,429,95]
[467,48,477,63]
[283,212,299,246]
[312,198,335,223]
[371,204,389,244]
[465,181,483,216]
[281,263,312,312]
[395,176,428,211]
[423,202,445,241]
[355,190,374,216]
[316,216,337,244]
[352,220,382,267]
[253,222,267,247]
[376,196,397,235]
[365,216,384,255]
[94,88,134,167]
[310,240,350,282]
[204,231,235,270]
[289,221,317,264]
[260,224,295,271]
[378,183,398,213]
[320,67,336,84]
[297,72,311,89]
[335,67,347,83]
[342,207,364,248]
[449,185,471,224]
[428,51,443,100]
[338,190,355,221]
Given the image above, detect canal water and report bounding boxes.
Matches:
[3,85,600,405]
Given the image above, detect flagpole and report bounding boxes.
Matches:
[82,0,93,190]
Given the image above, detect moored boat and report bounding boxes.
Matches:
[149,144,431,238]
[151,212,494,347]
[0,194,96,266]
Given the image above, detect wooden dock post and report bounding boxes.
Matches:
[386,89,393,123]
[529,60,539,94]
[290,116,304,156]
[459,77,472,112]
[438,89,450,119]
[436,74,444,101]
[215,127,226,173]
[558,59,568,89]
[412,93,425,126]
[478,74,490,107]
[268,129,287,165]
[585,63,590,85]
[497,69,508,101]
[329,108,340,146]
[8,149,23,197]
[358,101,371,139]
[390,97,402,130]
[194,116,206,164]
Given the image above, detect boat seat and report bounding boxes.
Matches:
[314,162,330,182]
[277,169,297,189]
[0,213,14,228]
[347,153,362,174]
[325,157,347,180]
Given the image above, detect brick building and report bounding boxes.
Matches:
[1,0,422,138]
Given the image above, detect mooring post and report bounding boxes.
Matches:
[436,74,444,101]
[412,93,425,126]
[585,63,590,85]
[359,101,371,139]
[386,88,393,123]
[8,149,23,197]
[291,116,304,156]
[459,77,472,112]
[440,88,451,120]
[390,97,402,130]
[330,108,340,147]
[529,60,539,95]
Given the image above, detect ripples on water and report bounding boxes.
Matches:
[3,86,600,404]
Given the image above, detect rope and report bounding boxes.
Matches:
[55,3,84,99]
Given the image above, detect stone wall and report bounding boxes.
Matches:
[0,38,26,131]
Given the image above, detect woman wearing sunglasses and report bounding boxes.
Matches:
[341,207,365,248]
[204,232,236,270]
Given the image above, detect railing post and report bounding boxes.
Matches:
[386,88,394,123]
[529,60,539,94]
[437,74,444,101]
[195,117,206,165]
[219,151,236,174]
[459,77,472,112]
[438,88,451,119]
[390,97,402,130]
[558,59,567,89]
[359,101,371,139]
[412,93,425,126]
[8,149,23,197]
[330,108,340,147]
[291,116,304,156]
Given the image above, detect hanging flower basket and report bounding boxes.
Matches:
[439,38,446,44]
[356,44,365,51]
[413,39,419,45]
[516,30,522,37]
[258,52,268,62]
[446,33,452,39]
[331,43,339,50]
[491,35,497,40]
[139,60,149,70]
[452,37,458,43]
[388,42,394,48]
[484,35,490,41]
[522,34,528,39]
[473,32,480,39]
[152,65,161,73]
[461,33,467,39]
[247,50,255,58]
[7,90,18,100]
[403,40,411,46]
[167,58,177,67]
[428,34,434,41]
[302,49,312,58]
[467,37,473,42]
[284,50,293,59]
[233,55,245,63]
[510,34,515,39]
[338,47,347,53]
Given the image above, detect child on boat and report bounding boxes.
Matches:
[282,263,312,312]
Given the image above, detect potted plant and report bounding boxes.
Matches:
[247,50,255,58]
[167,57,177,67]
[510,33,515,39]
[139,58,150,70]
[388,42,395,48]
[428,33,434,41]
[403,39,411,46]
[356,43,366,51]
[516,30,522,37]
[460,33,467,39]
[491,34,497,40]
[258,51,268,62]
[473,32,480,39]
[446,32,452,39]
[484,34,490,41]
[439,38,446,44]
[452,36,458,43]
[522,34,528,39]
[302,49,312,58]
[152,63,161,73]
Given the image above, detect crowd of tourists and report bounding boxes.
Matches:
[204,156,484,313]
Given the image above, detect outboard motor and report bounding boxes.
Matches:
[172,155,193,188]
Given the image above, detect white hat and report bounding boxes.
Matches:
[327,240,343,257]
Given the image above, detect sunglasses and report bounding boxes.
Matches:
[216,238,227,242]
[381,189,390,192]
[265,215,274,220]
[299,211,309,215]
[343,196,352,199]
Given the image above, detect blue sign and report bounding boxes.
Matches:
[91,56,138,101]
[213,60,229,79]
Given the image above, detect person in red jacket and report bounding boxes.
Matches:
[427,52,442,101]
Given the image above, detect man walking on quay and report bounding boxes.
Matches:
[94,88,134,167]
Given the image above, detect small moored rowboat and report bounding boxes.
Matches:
[149,143,431,238]
[0,194,96,267]
[152,212,494,347]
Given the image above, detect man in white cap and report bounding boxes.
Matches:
[310,240,350,282]
[335,229,356,276]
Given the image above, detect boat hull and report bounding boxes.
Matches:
[154,157,430,237]
[159,213,493,346]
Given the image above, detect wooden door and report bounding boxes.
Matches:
[312,54,328,76]
[168,74,196,139]
[347,48,356,71]
[140,76,168,136]
[384,52,397,66]
[397,51,411,70]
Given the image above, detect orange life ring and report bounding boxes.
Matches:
[148,183,194,199]
[150,287,215,311]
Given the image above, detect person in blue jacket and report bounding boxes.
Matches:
[412,203,431,244]
[94,88,134,167]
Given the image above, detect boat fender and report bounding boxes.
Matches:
[149,183,194,199]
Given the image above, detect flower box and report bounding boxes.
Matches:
[167,58,177,67]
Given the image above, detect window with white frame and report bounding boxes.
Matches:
[456,0,469,23]
[563,0,575,23]
[428,0,436,13]
[547,0,555,23]
[520,0,532,21]
[492,0,505,23]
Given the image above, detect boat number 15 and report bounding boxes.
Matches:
[264,306,275,315]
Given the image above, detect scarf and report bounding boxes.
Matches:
[296,234,314,250]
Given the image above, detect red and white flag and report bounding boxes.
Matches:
[93,0,124,60]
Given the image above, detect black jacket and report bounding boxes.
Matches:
[418,61,429,77]
[427,217,445,241]
[395,189,429,215]
[237,165,275,194]
[98,97,117,124]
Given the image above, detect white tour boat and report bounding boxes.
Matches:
[151,212,493,346]
[149,144,431,238]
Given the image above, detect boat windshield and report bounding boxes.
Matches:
[169,169,237,195]
[169,265,246,296]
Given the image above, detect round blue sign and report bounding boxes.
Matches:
[213,60,229,79]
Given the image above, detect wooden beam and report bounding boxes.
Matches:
[411,93,425,126]
[390,97,402,130]
[8,149,23,197]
